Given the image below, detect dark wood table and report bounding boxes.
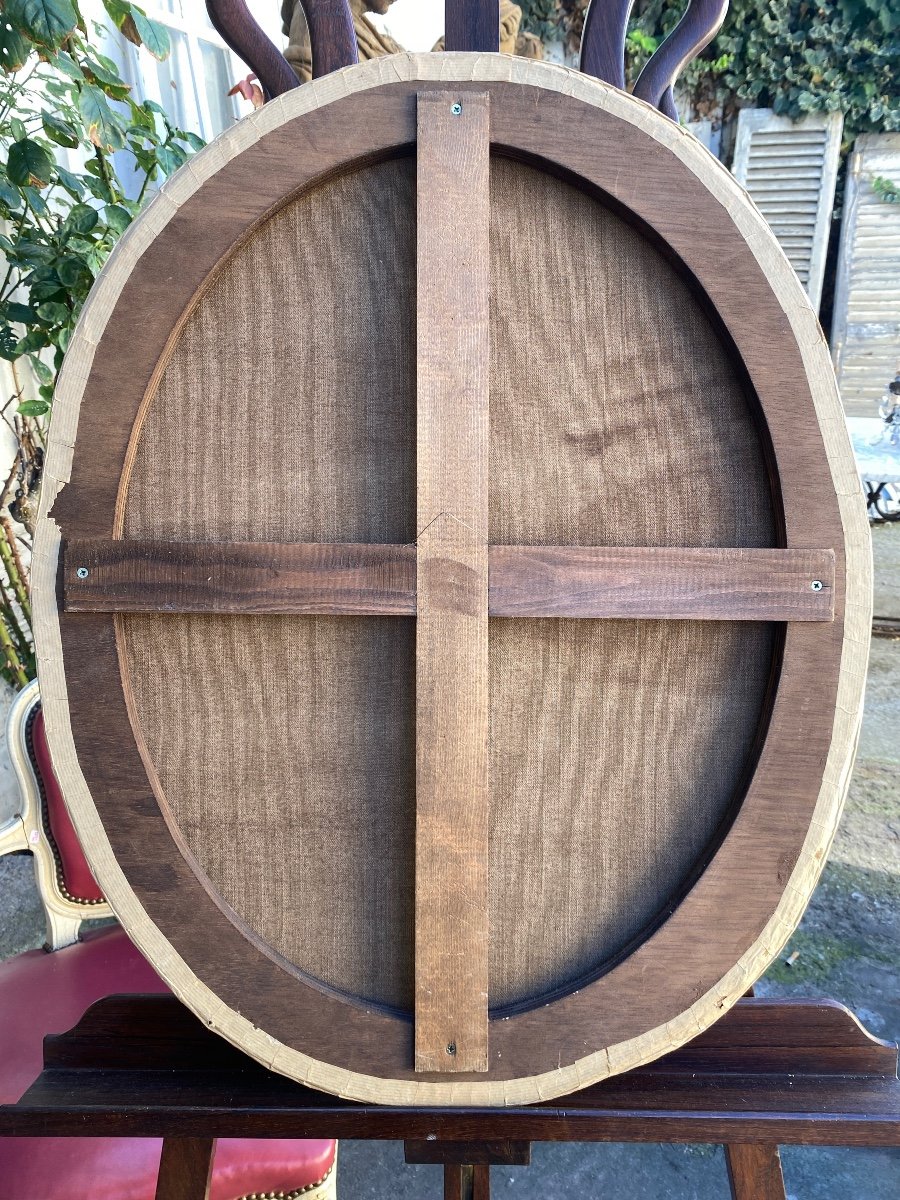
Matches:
[1,994,898,1200]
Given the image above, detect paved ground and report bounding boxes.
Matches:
[2,526,898,1198]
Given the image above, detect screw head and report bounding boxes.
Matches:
[811,579,823,592]
[76,566,89,580]
[450,102,462,115]
[446,1041,457,1056]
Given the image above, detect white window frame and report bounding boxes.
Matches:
[84,0,285,142]
[120,2,243,140]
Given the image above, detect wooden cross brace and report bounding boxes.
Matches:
[63,94,834,1075]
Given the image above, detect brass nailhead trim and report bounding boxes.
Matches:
[27,704,105,907]
[236,1162,335,1200]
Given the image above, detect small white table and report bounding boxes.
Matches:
[849,418,900,520]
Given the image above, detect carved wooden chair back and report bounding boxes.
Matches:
[205,0,728,112]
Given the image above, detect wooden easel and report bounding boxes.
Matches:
[2,993,897,1199]
[8,4,895,1197]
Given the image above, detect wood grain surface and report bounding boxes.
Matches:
[724,1144,787,1200]
[445,0,500,53]
[33,59,870,1107]
[204,0,299,98]
[64,539,417,615]
[414,91,491,1074]
[154,1138,216,1200]
[580,0,635,90]
[488,546,835,619]
[65,540,835,621]
[6,996,898,1147]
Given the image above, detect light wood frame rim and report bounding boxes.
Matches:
[34,54,871,1106]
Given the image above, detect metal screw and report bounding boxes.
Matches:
[76,566,89,579]
[450,102,462,115]
[811,580,823,592]
[446,1041,457,1056]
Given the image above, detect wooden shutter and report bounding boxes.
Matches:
[832,134,900,417]
[732,109,842,312]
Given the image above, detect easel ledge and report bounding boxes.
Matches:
[1,995,898,1200]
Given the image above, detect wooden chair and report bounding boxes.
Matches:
[0,680,337,1200]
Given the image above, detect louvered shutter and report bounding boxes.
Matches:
[832,134,900,417]
[732,109,842,312]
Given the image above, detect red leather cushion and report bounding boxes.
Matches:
[0,1137,336,1200]
[31,708,104,903]
[0,926,166,1106]
[0,927,336,1198]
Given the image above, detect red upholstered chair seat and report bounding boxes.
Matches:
[0,927,336,1199]
[0,1137,337,1200]
[0,683,337,1200]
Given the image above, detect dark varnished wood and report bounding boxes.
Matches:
[204,0,299,99]
[406,1140,531,1165]
[445,0,500,53]
[725,1144,787,1200]
[443,1163,491,1200]
[300,0,359,78]
[633,0,730,120]
[51,82,848,1084]
[64,540,418,616]
[3,996,898,1147]
[489,546,834,620]
[154,1138,216,1200]
[580,0,635,90]
[63,541,835,621]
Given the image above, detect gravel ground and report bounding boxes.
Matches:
[1,526,898,1199]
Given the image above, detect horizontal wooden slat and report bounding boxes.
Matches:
[64,540,417,616]
[489,546,836,621]
[64,541,836,622]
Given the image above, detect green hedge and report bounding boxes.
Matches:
[520,0,899,138]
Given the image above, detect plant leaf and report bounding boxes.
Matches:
[7,138,54,188]
[101,0,132,26]
[0,176,22,209]
[57,255,91,287]
[130,8,170,61]
[0,326,19,360]
[5,0,78,51]
[77,84,126,151]
[14,329,50,354]
[65,202,99,234]
[21,184,48,214]
[31,356,54,384]
[0,22,31,72]
[36,300,69,323]
[17,398,50,416]
[104,203,131,234]
[54,164,85,195]
[41,108,79,147]
[4,301,36,323]
[49,49,83,80]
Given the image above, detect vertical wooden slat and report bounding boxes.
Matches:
[155,1138,216,1200]
[444,0,500,52]
[725,1143,788,1200]
[414,91,491,1074]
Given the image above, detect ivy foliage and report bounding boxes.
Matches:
[519,0,899,136]
[0,0,203,418]
[0,0,206,686]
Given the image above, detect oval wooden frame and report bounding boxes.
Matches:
[34,54,871,1106]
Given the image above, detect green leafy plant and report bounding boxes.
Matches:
[520,0,898,137]
[871,174,900,203]
[0,0,204,685]
[644,0,900,133]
